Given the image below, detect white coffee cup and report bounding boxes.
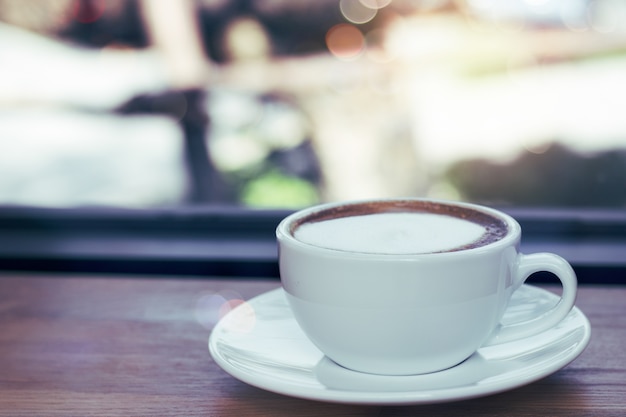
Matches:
[276,198,577,376]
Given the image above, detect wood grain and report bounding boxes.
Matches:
[0,274,624,416]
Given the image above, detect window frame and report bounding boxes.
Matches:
[0,205,624,284]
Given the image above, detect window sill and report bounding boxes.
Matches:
[0,205,624,283]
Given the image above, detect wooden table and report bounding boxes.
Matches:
[0,273,624,416]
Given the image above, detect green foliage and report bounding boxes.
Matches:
[241,170,319,208]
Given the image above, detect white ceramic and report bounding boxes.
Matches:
[208,286,590,405]
[276,199,578,375]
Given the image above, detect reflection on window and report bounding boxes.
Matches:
[0,0,625,209]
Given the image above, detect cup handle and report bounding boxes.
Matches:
[485,252,578,345]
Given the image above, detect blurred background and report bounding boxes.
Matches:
[1,0,625,210]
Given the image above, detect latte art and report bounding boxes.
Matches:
[294,212,490,254]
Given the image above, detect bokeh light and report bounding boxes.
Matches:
[195,289,255,332]
[524,140,552,155]
[221,300,256,334]
[359,0,392,9]
[223,17,271,61]
[587,0,622,33]
[558,0,589,32]
[340,0,378,24]
[326,24,365,61]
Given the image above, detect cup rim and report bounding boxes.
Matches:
[276,198,521,259]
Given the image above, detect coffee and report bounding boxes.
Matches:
[292,200,508,254]
[277,198,577,375]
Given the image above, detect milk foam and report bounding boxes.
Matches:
[294,212,486,254]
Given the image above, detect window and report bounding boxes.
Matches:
[1,0,624,282]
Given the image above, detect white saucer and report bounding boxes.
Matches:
[208,285,590,405]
